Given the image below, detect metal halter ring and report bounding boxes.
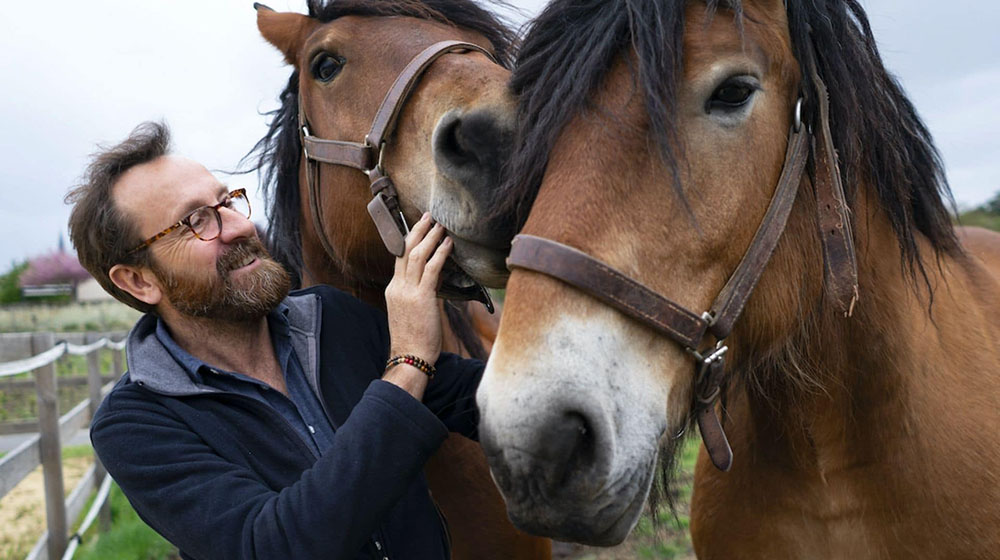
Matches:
[793,97,803,133]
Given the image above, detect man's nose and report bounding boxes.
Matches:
[217,206,255,243]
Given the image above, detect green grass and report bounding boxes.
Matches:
[0,300,140,333]
[956,209,1000,231]
[74,484,178,560]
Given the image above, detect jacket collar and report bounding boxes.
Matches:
[126,290,322,397]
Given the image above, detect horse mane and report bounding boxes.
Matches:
[503,0,960,521]
[501,0,959,278]
[243,0,517,286]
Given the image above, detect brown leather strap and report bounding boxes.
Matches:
[695,357,733,471]
[507,236,709,349]
[304,157,343,265]
[366,41,498,150]
[302,137,375,170]
[506,124,811,350]
[810,70,859,315]
[708,125,810,339]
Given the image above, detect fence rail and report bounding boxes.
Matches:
[0,331,125,560]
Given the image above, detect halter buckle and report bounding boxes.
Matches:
[362,137,388,177]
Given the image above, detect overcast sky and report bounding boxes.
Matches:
[1,0,997,270]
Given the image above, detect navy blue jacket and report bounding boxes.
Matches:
[91,285,484,560]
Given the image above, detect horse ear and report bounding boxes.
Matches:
[256,6,319,65]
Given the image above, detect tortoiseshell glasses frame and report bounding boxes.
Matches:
[125,188,251,256]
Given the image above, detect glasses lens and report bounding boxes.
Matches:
[230,191,251,220]
[189,206,221,240]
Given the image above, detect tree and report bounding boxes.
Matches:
[19,251,89,286]
[0,261,28,304]
[982,192,1000,215]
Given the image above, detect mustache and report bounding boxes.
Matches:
[217,238,270,274]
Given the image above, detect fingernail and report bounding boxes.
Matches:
[422,212,431,221]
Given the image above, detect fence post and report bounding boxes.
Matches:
[112,343,124,377]
[32,332,67,560]
[86,333,112,533]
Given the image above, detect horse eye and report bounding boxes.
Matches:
[707,78,759,113]
[311,54,345,82]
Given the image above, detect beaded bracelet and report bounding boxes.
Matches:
[385,354,436,378]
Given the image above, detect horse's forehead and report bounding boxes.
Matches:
[681,1,794,78]
[302,14,486,60]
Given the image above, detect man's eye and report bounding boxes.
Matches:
[188,210,209,229]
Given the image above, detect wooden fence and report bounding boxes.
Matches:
[0,331,126,560]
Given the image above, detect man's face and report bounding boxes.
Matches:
[150,235,290,321]
[114,156,290,321]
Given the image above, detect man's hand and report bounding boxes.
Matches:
[383,213,452,398]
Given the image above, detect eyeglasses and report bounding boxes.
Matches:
[126,188,251,256]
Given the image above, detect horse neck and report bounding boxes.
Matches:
[731,179,944,472]
[301,262,389,311]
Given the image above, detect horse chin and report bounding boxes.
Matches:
[497,447,657,546]
[445,235,509,288]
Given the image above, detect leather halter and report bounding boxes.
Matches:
[298,40,498,262]
[506,61,859,472]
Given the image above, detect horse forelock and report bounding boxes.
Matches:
[502,0,958,281]
[243,0,517,286]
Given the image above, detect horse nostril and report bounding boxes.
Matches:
[440,115,477,167]
[535,410,598,488]
[433,110,511,188]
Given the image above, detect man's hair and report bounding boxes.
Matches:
[66,121,171,313]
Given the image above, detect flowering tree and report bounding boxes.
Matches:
[19,251,90,287]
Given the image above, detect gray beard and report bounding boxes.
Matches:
[154,238,292,322]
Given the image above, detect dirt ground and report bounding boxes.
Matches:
[0,455,93,559]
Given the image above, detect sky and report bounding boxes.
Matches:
[1,0,997,270]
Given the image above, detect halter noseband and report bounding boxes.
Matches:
[506,49,859,472]
[298,40,499,308]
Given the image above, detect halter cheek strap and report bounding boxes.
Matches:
[298,40,498,258]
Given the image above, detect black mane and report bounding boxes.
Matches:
[244,0,516,286]
[502,0,958,270]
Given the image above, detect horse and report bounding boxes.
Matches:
[475,0,1000,557]
[247,1,550,558]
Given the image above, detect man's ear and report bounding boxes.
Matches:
[109,264,163,308]
[256,4,320,65]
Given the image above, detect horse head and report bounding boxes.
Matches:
[253,0,516,298]
[478,0,958,546]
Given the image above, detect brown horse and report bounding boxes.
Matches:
[477,0,1000,558]
[248,1,549,558]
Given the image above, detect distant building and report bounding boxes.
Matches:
[76,277,114,303]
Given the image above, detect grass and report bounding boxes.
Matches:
[74,485,178,560]
[956,209,1000,231]
[0,300,140,334]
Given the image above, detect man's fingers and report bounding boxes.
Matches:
[422,236,453,289]
[396,213,433,277]
[405,213,434,254]
[407,223,446,283]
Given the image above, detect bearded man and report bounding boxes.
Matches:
[67,122,483,560]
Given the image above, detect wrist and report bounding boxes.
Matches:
[381,362,430,400]
[386,354,436,378]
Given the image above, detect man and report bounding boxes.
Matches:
[67,122,483,559]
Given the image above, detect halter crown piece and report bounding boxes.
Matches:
[506,34,859,471]
[298,40,500,311]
